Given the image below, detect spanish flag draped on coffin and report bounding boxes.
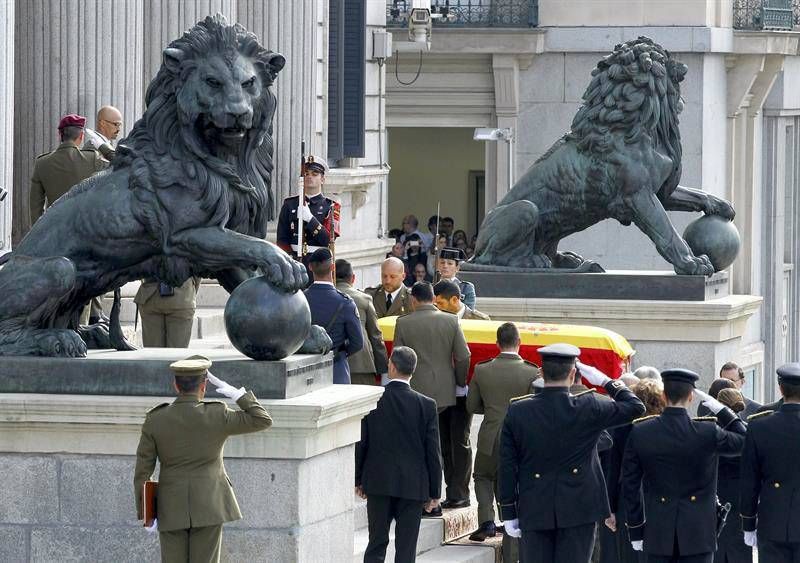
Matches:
[377,317,634,384]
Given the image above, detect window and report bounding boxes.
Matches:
[328,0,366,162]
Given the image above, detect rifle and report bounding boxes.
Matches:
[433,202,441,283]
[298,140,307,259]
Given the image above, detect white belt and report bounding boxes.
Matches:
[291,244,325,253]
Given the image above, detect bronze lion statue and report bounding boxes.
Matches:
[0,15,307,357]
[467,37,734,275]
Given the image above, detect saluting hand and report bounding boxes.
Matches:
[743,530,757,547]
[207,371,246,401]
[694,388,725,414]
[631,540,643,551]
[575,361,612,386]
[504,519,522,538]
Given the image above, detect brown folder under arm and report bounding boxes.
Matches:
[143,480,158,527]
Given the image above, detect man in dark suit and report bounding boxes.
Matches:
[393,281,471,511]
[718,362,761,417]
[740,363,800,562]
[365,257,412,318]
[622,369,748,563]
[355,346,442,563]
[497,344,645,563]
[303,248,363,384]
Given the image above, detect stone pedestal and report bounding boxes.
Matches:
[478,294,763,391]
[0,357,382,562]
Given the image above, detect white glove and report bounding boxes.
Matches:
[299,204,314,223]
[631,540,643,551]
[380,373,389,386]
[145,518,158,533]
[576,361,612,386]
[504,519,522,538]
[694,389,725,414]
[207,372,246,401]
[743,530,757,547]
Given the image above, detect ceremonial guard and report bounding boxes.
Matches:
[497,344,644,563]
[304,248,363,384]
[276,155,340,268]
[466,322,538,560]
[739,363,800,562]
[29,113,108,224]
[133,356,273,562]
[436,248,476,310]
[622,369,748,563]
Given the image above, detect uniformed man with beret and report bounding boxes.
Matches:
[622,368,748,563]
[276,155,340,268]
[303,248,363,384]
[29,113,109,225]
[466,322,538,560]
[133,356,272,562]
[739,362,800,562]
[436,247,476,310]
[498,343,644,563]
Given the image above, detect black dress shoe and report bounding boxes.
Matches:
[440,498,471,510]
[468,521,497,542]
[422,506,443,518]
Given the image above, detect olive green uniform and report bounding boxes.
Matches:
[135,278,199,348]
[365,284,412,318]
[467,352,539,522]
[336,281,389,385]
[134,390,272,562]
[461,305,490,320]
[29,141,108,224]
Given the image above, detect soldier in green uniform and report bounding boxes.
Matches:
[135,277,200,348]
[29,114,108,224]
[134,356,273,562]
[467,322,539,560]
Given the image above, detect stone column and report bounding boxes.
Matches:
[491,54,521,205]
[0,0,13,252]
[12,0,145,243]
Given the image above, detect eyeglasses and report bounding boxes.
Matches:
[101,119,123,128]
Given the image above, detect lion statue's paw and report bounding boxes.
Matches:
[33,329,88,358]
[677,253,715,276]
[297,325,333,355]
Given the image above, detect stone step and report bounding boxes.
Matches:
[417,545,496,562]
[353,518,443,563]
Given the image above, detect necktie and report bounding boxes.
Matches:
[386,293,393,310]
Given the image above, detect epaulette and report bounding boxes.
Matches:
[510,393,533,403]
[146,402,169,414]
[633,414,658,424]
[475,358,494,366]
[747,410,774,421]
[693,416,717,422]
[80,147,99,152]
[523,360,540,369]
[201,400,226,407]
[572,389,595,398]
[35,152,49,159]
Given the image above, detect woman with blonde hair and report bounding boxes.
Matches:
[632,378,666,416]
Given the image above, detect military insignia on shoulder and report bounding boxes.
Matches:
[633,414,658,424]
[146,402,169,414]
[476,358,494,366]
[35,152,48,159]
[572,389,595,398]
[747,410,774,421]
[693,416,717,422]
[523,360,540,369]
[510,393,533,403]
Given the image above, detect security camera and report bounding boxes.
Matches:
[408,8,431,44]
[473,128,514,142]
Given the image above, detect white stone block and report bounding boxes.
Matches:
[30,526,159,563]
[0,457,59,524]
[519,53,565,104]
[517,102,579,156]
[563,54,602,103]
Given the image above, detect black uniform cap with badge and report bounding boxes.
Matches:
[777,362,800,398]
[439,247,465,263]
[538,343,580,381]
[660,367,699,402]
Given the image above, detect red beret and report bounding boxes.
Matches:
[58,114,86,130]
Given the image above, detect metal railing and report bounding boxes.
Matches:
[733,0,795,30]
[386,0,538,28]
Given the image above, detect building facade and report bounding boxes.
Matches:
[386,0,800,401]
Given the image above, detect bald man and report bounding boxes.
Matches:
[365,257,412,318]
[84,105,122,160]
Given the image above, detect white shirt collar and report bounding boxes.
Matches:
[313,280,334,287]
[386,378,411,386]
[386,286,403,301]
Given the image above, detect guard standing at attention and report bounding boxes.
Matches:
[739,363,800,562]
[304,248,363,384]
[133,355,273,562]
[29,113,109,225]
[276,155,340,268]
[622,368,748,563]
[497,343,644,563]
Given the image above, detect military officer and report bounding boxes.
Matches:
[304,248,363,384]
[135,277,200,348]
[436,247,476,310]
[622,369,748,563]
[133,355,272,562]
[466,322,538,556]
[365,257,412,318]
[334,258,388,386]
[29,113,108,224]
[739,363,800,562]
[433,279,490,320]
[498,344,644,563]
[276,155,340,267]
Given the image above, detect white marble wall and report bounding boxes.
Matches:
[0,0,12,251]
